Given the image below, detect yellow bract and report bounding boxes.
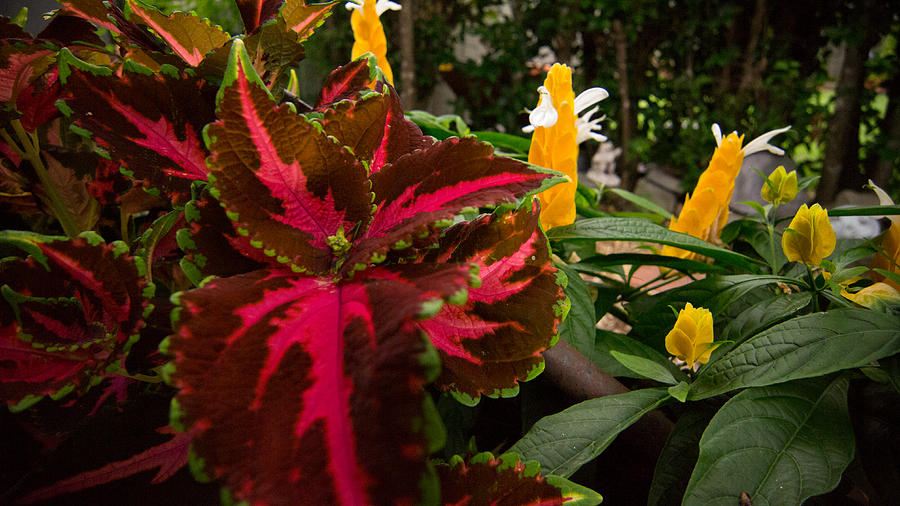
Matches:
[661,132,745,261]
[761,165,798,204]
[529,63,578,229]
[664,303,716,367]
[349,0,395,84]
[782,203,836,265]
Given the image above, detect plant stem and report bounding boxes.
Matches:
[806,265,821,312]
[8,120,81,237]
[766,203,779,274]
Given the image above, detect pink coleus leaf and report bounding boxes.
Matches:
[417,201,566,404]
[345,138,561,274]
[17,429,192,505]
[204,39,373,274]
[165,263,472,505]
[280,0,335,41]
[0,231,148,409]
[316,54,380,108]
[437,452,602,506]
[59,54,216,202]
[16,65,60,132]
[59,0,162,53]
[0,41,55,105]
[124,0,231,67]
[235,0,284,32]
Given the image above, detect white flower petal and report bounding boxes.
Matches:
[573,87,609,116]
[711,123,723,147]
[576,115,606,144]
[528,86,558,128]
[345,0,363,11]
[742,125,791,156]
[868,179,899,226]
[375,0,402,15]
[522,124,536,134]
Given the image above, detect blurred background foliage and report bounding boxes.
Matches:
[79,0,900,201]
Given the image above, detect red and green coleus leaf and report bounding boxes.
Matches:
[124,0,231,67]
[0,231,150,411]
[59,0,163,54]
[235,0,284,32]
[177,190,265,285]
[204,39,373,274]
[316,53,380,108]
[0,40,56,106]
[58,51,216,202]
[417,201,567,405]
[437,452,602,506]
[164,263,474,505]
[280,0,336,41]
[344,138,563,275]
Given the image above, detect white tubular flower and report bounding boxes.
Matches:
[345,0,401,15]
[523,86,558,133]
[576,105,607,144]
[742,125,792,156]
[573,87,609,144]
[868,179,899,226]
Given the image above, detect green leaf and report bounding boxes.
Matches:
[647,403,718,506]
[572,253,728,277]
[610,351,678,385]
[826,204,900,218]
[471,130,531,155]
[722,291,812,342]
[683,376,854,506]
[691,308,900,399]
[591,330,684,380]
[608,188,673,219]
[509,388,671,477]
[556,265,598,362]
[666,381,691,402]
[547,218,762,272]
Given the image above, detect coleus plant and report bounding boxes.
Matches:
[0,1,599,504]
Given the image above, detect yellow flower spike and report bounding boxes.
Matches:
[782,203,836,265]
[525,63,608,229]
[665,303,716,367]
[761,165,799,204]
[346,0,401,84]
[661,124,790,263]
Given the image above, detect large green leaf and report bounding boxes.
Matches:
[591,330,684,380]
[556,264,598,362]
[683,376,854,506]
[546,218,762,272]
[647,403,718,506]
[509,388,671,477]
[691,308,900,400]
[572,253,728,277]
[721,291,812,343]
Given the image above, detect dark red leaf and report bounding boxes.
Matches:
[0,232,148,409]
[166,263,471,505]
[437,452,599,506]
[16,66,60,132]
[177,191,266,282]
[60,58,215,202]
[316,55,379,108]
[205,40,372,274]
[59,0,162,53]
[417,202,566,404]
[18,429,192,505]
[235,0,283,32]
[0,17,31,39]
[36,13,105,46]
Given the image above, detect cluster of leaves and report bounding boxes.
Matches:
[0,1,599,504]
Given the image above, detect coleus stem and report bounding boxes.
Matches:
[4,119,82,237]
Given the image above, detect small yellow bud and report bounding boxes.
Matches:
[665,303,716,367]
[782,203,836,265]
[760,165,798,204]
